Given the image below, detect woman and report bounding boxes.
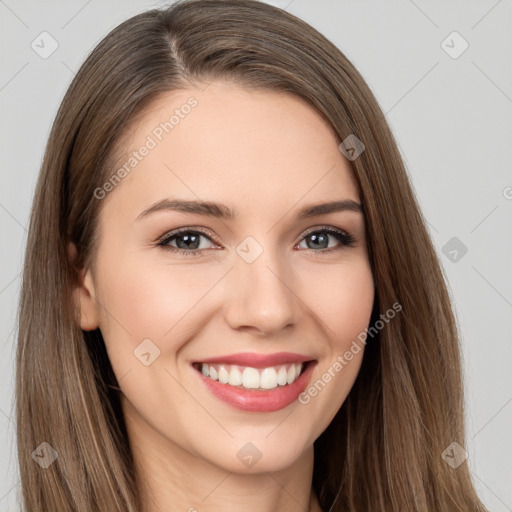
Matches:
[16,0,488,510]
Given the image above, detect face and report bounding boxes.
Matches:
[74,81,374,475]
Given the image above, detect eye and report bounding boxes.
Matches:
[157,229,219,256]
[296,226,356,253]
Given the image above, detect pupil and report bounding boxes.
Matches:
[308,233,328,249]
[177,234,199,250]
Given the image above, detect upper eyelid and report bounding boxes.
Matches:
[301,225,347,236]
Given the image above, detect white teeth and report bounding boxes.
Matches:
[228,366,243,386]
[277,366,288,386]
[287,364,296,384]
[260,367,278,389]
[199,362,304,390]
[218,365,229,384]
[242,367,260,389]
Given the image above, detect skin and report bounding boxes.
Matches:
[71,81,374,512]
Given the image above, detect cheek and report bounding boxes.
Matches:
[93,252,226,368]
[298,258,375,343]
[292,260,374,430]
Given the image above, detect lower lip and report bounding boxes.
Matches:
[194,362,316,412]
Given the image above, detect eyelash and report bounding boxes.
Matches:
[156,225,356,257]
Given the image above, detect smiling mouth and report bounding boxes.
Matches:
[192,361,312,391]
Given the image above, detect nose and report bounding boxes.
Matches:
[223,246,303,336]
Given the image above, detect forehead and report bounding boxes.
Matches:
[102,81,360,218]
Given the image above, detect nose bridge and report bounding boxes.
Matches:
[224,239,300,335]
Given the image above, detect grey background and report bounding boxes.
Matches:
[1,0,511,510]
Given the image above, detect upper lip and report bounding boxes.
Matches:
[192,352,314,368]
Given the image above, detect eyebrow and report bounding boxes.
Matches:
[135,198,362,221]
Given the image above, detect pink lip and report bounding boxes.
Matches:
[193,359,317,413]
[193,351,312,368]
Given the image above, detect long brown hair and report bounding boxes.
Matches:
[16,1,487,510]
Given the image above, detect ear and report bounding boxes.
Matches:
[67,241,100,331]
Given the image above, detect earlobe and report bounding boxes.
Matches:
[67,242,100,331]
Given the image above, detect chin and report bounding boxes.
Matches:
[195,430,314,475]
